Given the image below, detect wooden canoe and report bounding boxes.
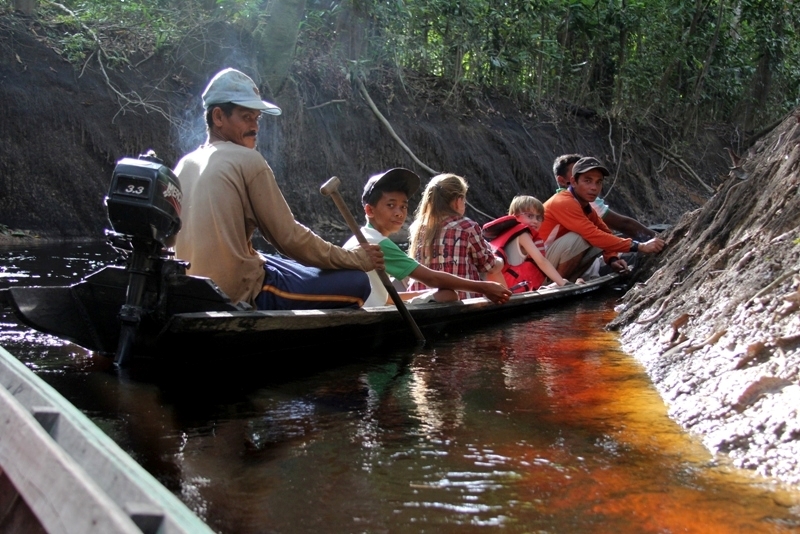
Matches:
[0,344,213,533]
[2,265,619,360]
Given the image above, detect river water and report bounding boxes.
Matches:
[1,242,799,533]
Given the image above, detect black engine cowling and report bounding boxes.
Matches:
[104,152,183,367]
[105,152,182,247]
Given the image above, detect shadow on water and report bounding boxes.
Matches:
[2,243,800,533]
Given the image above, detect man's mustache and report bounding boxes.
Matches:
[244,131,257,137]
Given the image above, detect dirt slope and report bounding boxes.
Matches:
[0,15,186,237]
[1,15,726,240]
[611,111,800,486]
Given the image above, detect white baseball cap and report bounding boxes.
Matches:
[201,68,281,115]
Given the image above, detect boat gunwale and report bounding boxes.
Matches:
[0,345,214,533]
[162,274,618,333]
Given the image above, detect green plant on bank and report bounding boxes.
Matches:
[0,223,32,237]
[23,0,272,61]
[6,0,253,68]
[296,0,800,134]
[2,0,798,136]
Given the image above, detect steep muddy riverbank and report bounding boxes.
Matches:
[612,111,800,487]
[1,13,727,239]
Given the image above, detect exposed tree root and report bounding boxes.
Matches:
[46,0,174,125]
[307,99,347,110]
[641,137,715,193]
[635,296,670,325]
[356,76,438,176]
[356,76,497,220]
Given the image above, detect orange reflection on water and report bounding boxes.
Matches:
[489,303,797,533]
[18,295,798,533]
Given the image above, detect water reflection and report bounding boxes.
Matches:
[0,242,111,285]
[1,243,799,532]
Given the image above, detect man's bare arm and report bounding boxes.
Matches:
[409,265,511,304]
[603,210,656,241]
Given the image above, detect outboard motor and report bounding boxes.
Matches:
[105,151,182,367]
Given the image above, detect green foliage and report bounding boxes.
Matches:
[294,0,800,130]
[11,0,799,131]
[29,0,243,69]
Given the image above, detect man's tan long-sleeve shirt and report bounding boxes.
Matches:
[174,141,371,307]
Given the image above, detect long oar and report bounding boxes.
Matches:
[320,176,426,345]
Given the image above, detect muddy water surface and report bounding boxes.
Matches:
[1,243,799,533]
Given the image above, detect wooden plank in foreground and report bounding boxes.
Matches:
[0,465,48,534]
[0,345,214,534]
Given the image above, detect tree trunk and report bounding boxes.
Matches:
[745,11,782,130]
[691,0,725,103]
[613,0,628,116]
[13,0,37,15]
[657,0,710,95]
[254,0,306,95]
[684,0,726,134]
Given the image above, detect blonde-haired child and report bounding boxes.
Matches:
[484,195,571,292]
[408,174,505,299]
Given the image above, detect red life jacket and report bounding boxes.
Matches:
[482,215,546,293]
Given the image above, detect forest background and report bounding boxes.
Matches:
[1,0,800,235]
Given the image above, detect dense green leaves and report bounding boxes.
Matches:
[3,0,797,129]
[300,0,800,129]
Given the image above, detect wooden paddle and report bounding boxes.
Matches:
[320,176,426,345]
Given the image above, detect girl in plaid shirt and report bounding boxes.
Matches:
[408,174,505,299]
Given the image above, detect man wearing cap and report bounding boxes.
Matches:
[342,168,511,306]
[173,68,384,309]
[539,156,665,279]
[552,154,656,242]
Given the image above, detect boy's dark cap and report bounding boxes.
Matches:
[362,168,421,206]
[571,157,610,178]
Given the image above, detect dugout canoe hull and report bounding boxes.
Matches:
[2,265,618,360]
[0,344,213,533]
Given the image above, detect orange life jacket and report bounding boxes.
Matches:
[483,215,546,293]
